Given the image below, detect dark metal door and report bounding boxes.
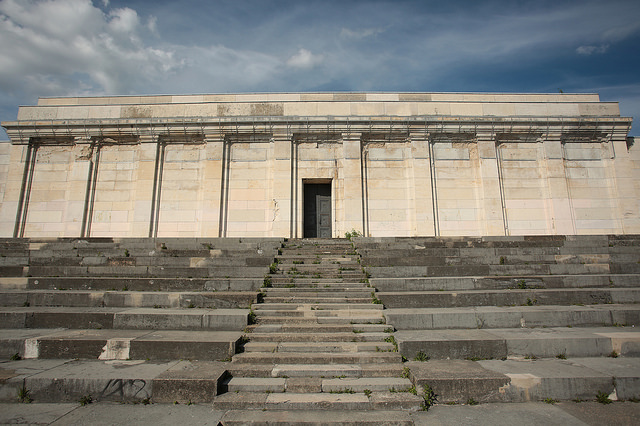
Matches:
[316,194,331,238]
[304,183,331,238]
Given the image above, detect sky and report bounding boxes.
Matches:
[0,0,639,139]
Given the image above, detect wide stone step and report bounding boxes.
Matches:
[0,307,248,330]
[219,410,414,425]
[322,377,412,392]
[0,328,241,361]
[231,351,402,364]
[246,331,389,342]
[256,316,385,325]
[253,303,382,311]
[212,392,423,411]
[405,357,640,403]
[263,297,372,304]
[0,358,229,403]
[263,288,371,295]
[378,288,640,308]
[269,277,366,284]
[384,305,640,330]
[22,276,264,292]
[225,363,405,379]
[395,327,640,360]
[0,289,256,309]
[245,323,392,334]
[370,274,640,292]
[242,341,395,353]
[254,309,384,319]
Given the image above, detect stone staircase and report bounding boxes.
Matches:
[213,239,425,412]
[0,235,639,423]
[360,235,640,404]
[0,238,280,403]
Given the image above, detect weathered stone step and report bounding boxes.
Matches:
[0,328,241,361]
[263,287,371,295]
[263,297,372,304]
[384,305,640,330]
[224,363,405,379]
[0,290,255,309]
[253,303,383,311]
[378,288,640,308]
[212,392,423,411]
[246,331,388,342]
[0,358,229,403]
[370,274,640,292]
[396,326,640,360]
[322,377,412,392]
[219,410,414,425]
[242,341,395,353]
[269,277,366,284]
[0,307,248,330]
[367,263,615,278]
[231,351,402,364]
[20,276,264,292]
[256,316,385,325]
[245,323,391,334]
[405,357,640,403]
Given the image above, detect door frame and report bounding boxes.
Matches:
[302,179,333,238]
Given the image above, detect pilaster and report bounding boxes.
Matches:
[477,132,506,235]
[271,131,293,237]
[341,132,364,236]
[542,134,575,234]
[410,132,436,236]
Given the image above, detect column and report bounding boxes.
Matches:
[202,133,225,237]
[410,132,436,236]
[542,134,575,234]
[477,132,506,235]
[340,132,364,236]
[270,131,293,237]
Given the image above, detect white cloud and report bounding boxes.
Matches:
[286,48,324,69]
[0,0,178,95]
[576,44,610,55]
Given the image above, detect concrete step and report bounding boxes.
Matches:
[21,276,264,292]
[221,410,414,424]
[253,303,382,311]
[246,331,389,342]
[0,290,256,309]
[0,358,229,403]
[242,341,395,353]
[378,288,640,308]
[212,391,424,411]
[263,297,372,304]
[254,309,384,319]
[225,363,404,378]
[245,323,392,334]
[269,277,366,284]
[322,377,412,392]
[384,304,640,330]
[0,329,241,361]
[230,351,403,364]
[256,316,385,325]
[406,357,640,403]
[395,327,640,360]
[370,274,640,292]
[0,307,248,330]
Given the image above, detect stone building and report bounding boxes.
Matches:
[0,92,638,238]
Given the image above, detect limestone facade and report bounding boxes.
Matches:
[0,92,637,238]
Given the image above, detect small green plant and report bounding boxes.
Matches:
[499,256,506,265]
[141,397,151,405]
[352,329,364,334]
[516,280,527,289]
[414,351,430,362]
[293,260,304,264]
[187,302,196,309]
[262,276,272,288]
[555,352,567,360]
[544,397,558,404]
[421,384,437,411]
[371,292,383,305]
[524,354,538,360]
[330,388,355,394]
[17,386,32,403]
[467,398,479,405]
[124,249,130,257]
[401,367,411,379]
[153,304,161,309]
[79,394,93,406]
[608,350,619,358]
[22,301,30,307]
[269,263,278,274]
[10,353,21,361]
[363,389,372,397]
[384,335,398,352]
[248,310,257,325]
[344,229,362,241]
[525,298,537,306]
[596,391,613,404]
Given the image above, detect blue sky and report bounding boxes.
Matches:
[0,0,639,138]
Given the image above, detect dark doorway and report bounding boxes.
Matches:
[304,183,332,238]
